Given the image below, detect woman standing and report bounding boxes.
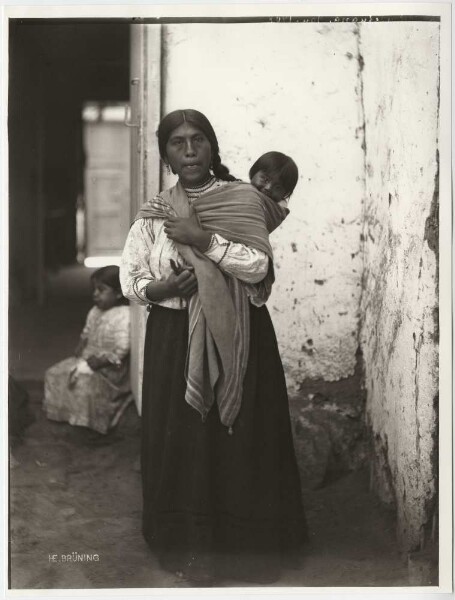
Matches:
[120,109,307,585]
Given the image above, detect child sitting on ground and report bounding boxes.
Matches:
[43,265,132,435]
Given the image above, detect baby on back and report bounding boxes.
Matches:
[245,151,298,235]
[249,151,299,206]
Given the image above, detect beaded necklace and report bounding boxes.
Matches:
[184,175,224,202]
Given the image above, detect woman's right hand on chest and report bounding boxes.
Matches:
[146,269,197,301]
[166,269,198,298]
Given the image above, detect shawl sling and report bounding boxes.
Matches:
[134,180,287,429]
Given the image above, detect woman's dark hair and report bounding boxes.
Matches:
[157,109,237,182]
[91,265,129,305]
[249,151,299,199]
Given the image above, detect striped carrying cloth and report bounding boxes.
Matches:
[134,180,288,430]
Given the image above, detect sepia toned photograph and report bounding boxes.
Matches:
[5,3,451,596]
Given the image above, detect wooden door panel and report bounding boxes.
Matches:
[83,118,130,258]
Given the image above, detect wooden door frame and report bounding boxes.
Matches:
[129,24,162,412]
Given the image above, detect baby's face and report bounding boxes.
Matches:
[250,170,287,203]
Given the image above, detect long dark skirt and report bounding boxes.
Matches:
[141,303,308,581]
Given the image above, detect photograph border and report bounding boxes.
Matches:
[1,2,452,598]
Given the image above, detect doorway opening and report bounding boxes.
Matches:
[78,102,131,268]
[9,21,130,303]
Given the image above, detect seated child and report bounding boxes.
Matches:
[43,266,132,435]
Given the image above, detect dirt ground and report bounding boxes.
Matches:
[10,380,409,590]
[9,265,411,590]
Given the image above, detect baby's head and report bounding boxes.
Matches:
[249,151,299,203]
[91,265,128,311]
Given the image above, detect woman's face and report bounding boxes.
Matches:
[164,122,212,187]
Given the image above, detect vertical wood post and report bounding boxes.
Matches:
[129,24,162,413]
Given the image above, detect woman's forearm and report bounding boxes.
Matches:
[120,219,156,305]
[193,230,212,252]
[145,280,173,302]
[204,234,269,283]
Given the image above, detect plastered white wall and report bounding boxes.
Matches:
[359,22,439,551]
[136,21,440,551]
[161,23,366,388]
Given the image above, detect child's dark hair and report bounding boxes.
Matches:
[91,266,129,306]
[157,109,237,182]
[249,151,299,199]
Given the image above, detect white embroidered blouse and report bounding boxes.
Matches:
[119,177,269,310]
[81,305,130,365]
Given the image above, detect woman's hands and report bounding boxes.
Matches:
[167,269,198,298]
[145,269,198,302]
[164,214,211,252]
[146,213,206,302]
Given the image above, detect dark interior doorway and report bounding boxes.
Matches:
[9,21,130,303]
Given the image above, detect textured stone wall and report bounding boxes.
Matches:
[161,23,365,389]
[359,22,439,552]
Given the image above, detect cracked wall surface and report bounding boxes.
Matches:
[146,25,440,546]
[359,22,440,552]
[161,23,365,389]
